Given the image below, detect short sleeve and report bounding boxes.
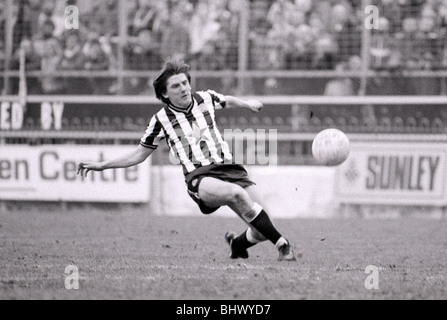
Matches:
[140,115,165,149]
[206,90,227,110]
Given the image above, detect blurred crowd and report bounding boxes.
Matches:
[1,0,447,94]
[250,0,360,70]
[0,0,240,86]
[369,0,447,70]
[0,0,241,94]
[251,0,447,71]
[1,0,119,94]
[1,0,446,133]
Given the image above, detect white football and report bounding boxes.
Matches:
[312,128,350,166]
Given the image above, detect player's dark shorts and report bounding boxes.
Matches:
[185,164,256,215]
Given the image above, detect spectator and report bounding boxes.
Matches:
[60,32,84,70]
[209,0,228,13]
[330,3,350,33]
[123,27,162,93]
[262,23,288,69]
[213,9,238,69]
[81,0,118,38]
[332,2,362,62]
[101,0,120,37]
[313,34,339,69]
[52,0,68,37]
[196,0,238,70]
[160,5,191,62]
[127,29,161,70]
[250,28,284,70]
[416,7,443,69]
[262,3,307,70]
[266,0,295,28]
[130,0,159,36]
[396,17,421,69]
[37,0,65,38]
[308,12,326,38]
[323,62,356,96]
[84,38,111,71]
[27,0,43,38]
[248,2,271,38]
[189,0,221,69]
[80,0,102,24]
[293,0,312,14]
[150,1,170,37]
[82,26,116,69]
[60,32,87,94]
[84,38,113,94]
[33,19,64,94]
[125,0,167,70]
[11,38,41,71]
[379,0,402,34]
[126,0,140,23]
[108,0,120,34]
[313,0,333,31]
[370,17,394,70]
[284,23,315,70]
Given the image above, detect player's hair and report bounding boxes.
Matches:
[153,60,192,104]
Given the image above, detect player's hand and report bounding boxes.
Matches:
[247,100,263,113]
[77,161,104,177]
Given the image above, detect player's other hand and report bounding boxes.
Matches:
[77,161,104,177]
[247,100,263,113]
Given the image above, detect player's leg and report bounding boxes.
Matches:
[243,185,269,242]
[249,184,297,260]
[199,177,295,260]
[226,184,267,253]
[198,177,255,259]
[228,184,295,260]
[198,177,254,217]
[198,177,269,226]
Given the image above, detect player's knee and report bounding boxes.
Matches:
[227,185,250,206]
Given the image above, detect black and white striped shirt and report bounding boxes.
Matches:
[140,90,233,175]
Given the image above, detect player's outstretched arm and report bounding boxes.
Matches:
[77,145,154,177]
[225,96,263,113]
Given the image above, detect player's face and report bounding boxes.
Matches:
[163,73,192,109]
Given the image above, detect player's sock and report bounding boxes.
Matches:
[233,227,265,251]
[232,229,257,251]
[248,208,283,245]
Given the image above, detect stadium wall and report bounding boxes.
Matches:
[152,165,338,219]
[1,144,447,219]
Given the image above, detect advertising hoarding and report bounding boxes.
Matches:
[0,145,150,202]
[336,142,447,206]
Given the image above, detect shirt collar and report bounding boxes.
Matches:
[167,95,195,114]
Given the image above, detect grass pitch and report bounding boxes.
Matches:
[1,206,446,300]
